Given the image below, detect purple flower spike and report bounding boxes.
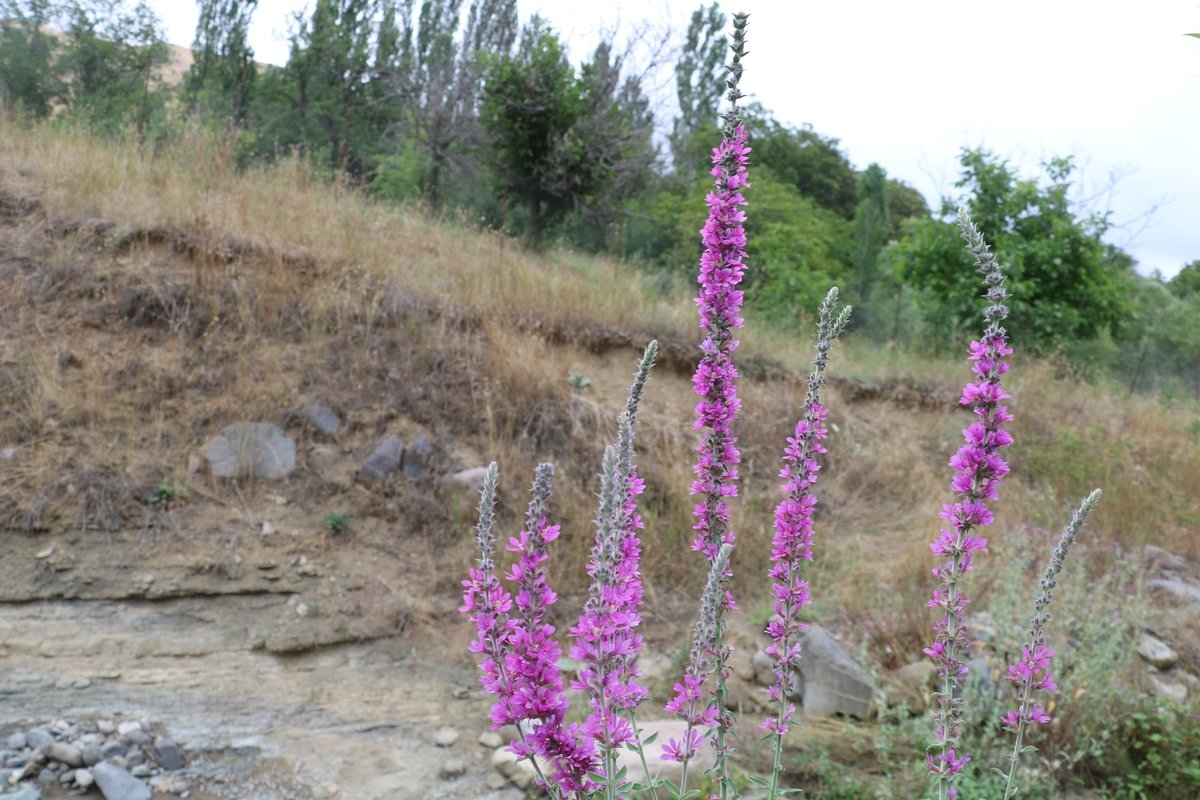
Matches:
[1000,489,1101,799]
[927,209,1014,799]
[762,288,850,795]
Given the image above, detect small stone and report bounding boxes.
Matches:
[116,722,142,737]
[6,733,26,750]
[96,720,115,735]
[0,447,15,461]
[439,759,467,780]
[304,403,341,437]
[125,751,145,767]
[402,435,434,479]
[1138,632,1179,669]
[100,741,126,759]
[125,731,150,747]
[439,466,490,496]
[295,603,311,618]
[35,546,54,559]
[433,728,459,748]
[45,743,82,767]
[4,784,42,800]
[130,764,151,778]
[261,521,277,535]
[153,737,184,770]
[37,768,56,783]
[205,422,296,479]
[1148,578,1200,604]
[93,761,151,800]
[75,768,94,788]
[360,435,403,483]
[1149,673,1190,703]
[26,730,54,750]
[51,721,70,734]
[478,731,503,749]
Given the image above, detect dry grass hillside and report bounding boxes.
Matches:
[1,116,1198,795]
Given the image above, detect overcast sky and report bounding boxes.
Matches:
[148,0,1200,278]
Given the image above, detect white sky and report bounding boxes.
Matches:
[149,0,1200,278]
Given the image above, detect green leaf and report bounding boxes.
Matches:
[746,775,771,789]
[1186,32,1200,38]
[641,731,659,745]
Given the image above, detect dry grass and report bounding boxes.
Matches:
[1,115,1197,661]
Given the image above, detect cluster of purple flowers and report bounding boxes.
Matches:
[460,464,596,794]
[690,120,750,573]
[461,13,1103,800]
[762,289,849,752]
[925,210,1014,797]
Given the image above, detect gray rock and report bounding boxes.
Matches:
[964,657,997,700]
[129,765,151,778]
[44,743,82,767]
[0,446,14,461]
[37,768,56,783]
[304,403,340,437]
[752,648,775,686]
[6,733,26,750]
[440,466,490,496]
[3,784,41,800]
[433,728,459,748]
[1148,578,1200,604]
[882,660,937,710]
[25,730,54,750]
[797,626,874,718]
[1149,673,1190,703]
[124,731,149,748]
[403,435,434,478]
[94,762,151,796]
[115,722,141,737]
[124,750,144,767]
[96,721,115,735]
[439,759,467,780]
[360,435,403,482]
[1138,633,1180,669]
[152,737,184,770]
[75,768,95,788]
[205,422,296,479]
[478,731,503,749]
[1142,544,1187,572]
[99,741,125,760]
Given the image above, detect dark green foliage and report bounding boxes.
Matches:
[0,0,65,117]
[893,149,1135,352]
[745,109,860,219]
[852,163,889,308]
[1093,704,1200,799]
[260,0,396,176]
[385,0,517,209]
[671,2,725,171]
[480,18,654,249]
[184,0,258,123]
[61,0,170,136]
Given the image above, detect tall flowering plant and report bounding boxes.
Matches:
[460,12,1104,799]
[924,208,1016,799]
[685,12,750,796]
[761,288,850,797]
[1001,489,1101,799]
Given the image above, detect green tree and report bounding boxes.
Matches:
[0,0,65,118]
[184,0,258,123]
[1168,260,1200,299]
[670,1,724,171]
[61,0,170,135]
[852,162,889,307]
[384,0,517,209]
[481,18,651,249]
[745,110,859,219]
[262,0,395,175]
[894,149,1134,352]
